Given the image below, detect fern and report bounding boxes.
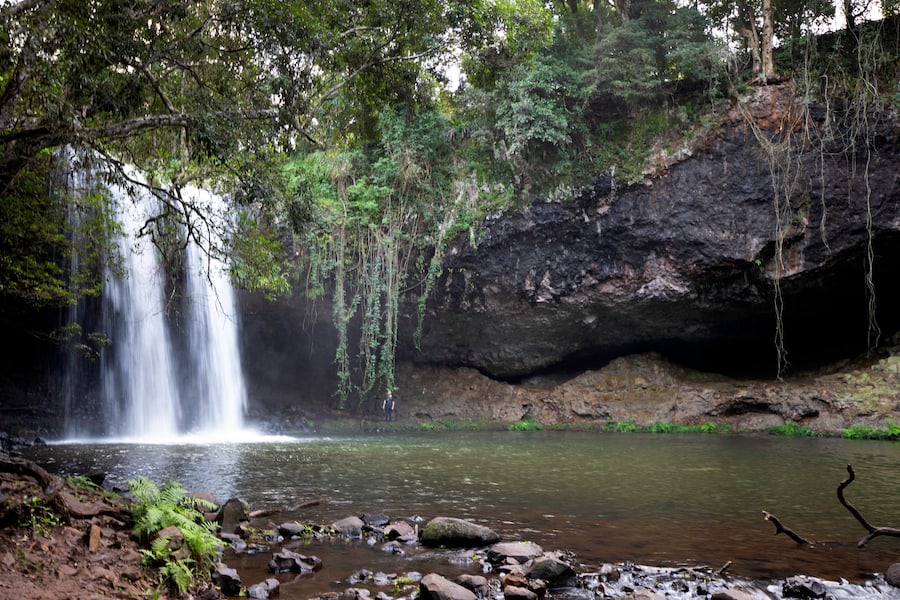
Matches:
[127,477,221,593]
[160,558,196,594]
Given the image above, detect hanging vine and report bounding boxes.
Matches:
[738,19,895,377]
[284,104,478,411]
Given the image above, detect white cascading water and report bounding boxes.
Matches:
[182,185,248,436]
[100,167,181,438]
[92,169,249,441]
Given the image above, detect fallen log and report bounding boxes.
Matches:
[837,464,900,548]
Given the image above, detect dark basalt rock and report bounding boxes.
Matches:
[409,91,900,378]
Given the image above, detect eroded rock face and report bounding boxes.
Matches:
[410,88,900,379]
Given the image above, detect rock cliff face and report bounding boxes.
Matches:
[409,86,900,379]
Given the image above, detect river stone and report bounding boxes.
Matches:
[783,576,826,598]
[384,520,416,541]
[503,585,538,600]
[711,589,758,600]
[247,577,280,600]
[488,541,544,564]
[268,548,323,573]
[420,573,477,600]
[331,516,365,539]
[524,554,574,583]
[218,498,250,534]
[419,517,501,547]
[213,563,242,596]
[278,521,307,538]
[887,563,900,588]
[362,513,390,528]
[455,574,489,597]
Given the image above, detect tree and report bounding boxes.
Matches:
[0,0,494,306]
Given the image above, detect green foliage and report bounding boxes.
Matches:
[393,575,416,594]
[0,152,121,308]
[229,210,292,300]
[18,496,63,537]
[507,418,543,431]
[648,420,673,433]
[286,103,489,410]
[605,418,639,433]
[768,421,816,437]
[128,477,220,594]
[421,419,486,431]
[66,475,101,490]
[842,422,900,441]
[601,419,729,433]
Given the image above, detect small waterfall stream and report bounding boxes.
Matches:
[64,164,251,441]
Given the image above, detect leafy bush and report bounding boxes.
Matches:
[507,418,543,431]
[842,422,900,441]
[604,419,638,432]
[768,421,816,437]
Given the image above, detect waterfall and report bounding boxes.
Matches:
[182,186,248,436]
[63,163,252,441]
[99,169,182,438]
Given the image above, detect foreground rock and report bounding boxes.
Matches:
[419,516,502,547]
[420,573,478,600]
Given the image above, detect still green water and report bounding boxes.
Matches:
[25,431,900,594]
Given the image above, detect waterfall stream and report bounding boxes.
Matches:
[64,164,252,441]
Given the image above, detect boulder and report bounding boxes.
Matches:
[420,573,477,600]
[217,498,250,535]
[488,542,544,565]
[268,549,322,573]
[278,521,307,538]
[247,578,280,600]
[503,585,538,600]
[384,520,416,541]
[419,517,501,547]
[886,563,900,588]
[331,516,365,539]
[455,574,489,597]
[524,554,574,583]
[362,513,390,528]
[782,575,826,599]
[213,563,242,597]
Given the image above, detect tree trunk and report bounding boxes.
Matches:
[761,0,779,83]
[737,0,762,80]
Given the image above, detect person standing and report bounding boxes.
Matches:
[383,389,395,422]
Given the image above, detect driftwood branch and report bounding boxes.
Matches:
[837,464,900,548]
[762,511,811,545]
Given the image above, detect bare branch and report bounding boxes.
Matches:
[762,511,811,545]
[837,464,900,548]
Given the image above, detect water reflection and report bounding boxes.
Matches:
[24,431,900,586]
